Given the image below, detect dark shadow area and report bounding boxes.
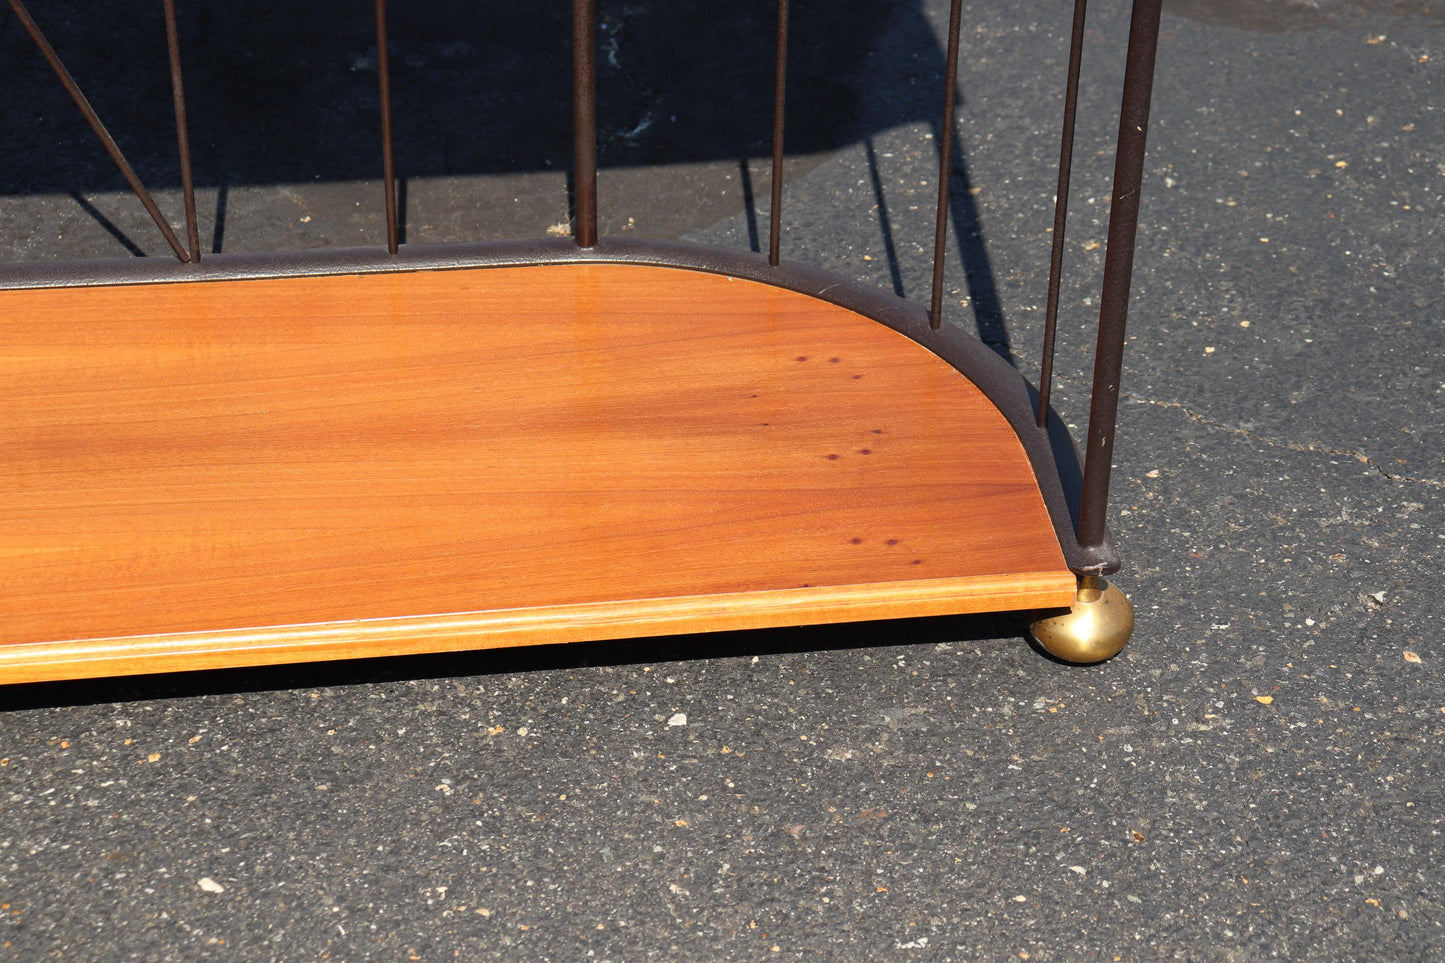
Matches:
[3,0,919,194]
[738,156,761,254]
[0,611,1031,712]
[209,181,226,254]
[396,175,408,246]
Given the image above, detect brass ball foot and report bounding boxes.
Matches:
[1028,576,1134,664]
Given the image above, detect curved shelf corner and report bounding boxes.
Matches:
[0,259,1077,683]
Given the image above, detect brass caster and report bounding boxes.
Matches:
[1028,576,1134,664]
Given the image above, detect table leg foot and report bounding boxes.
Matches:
[1028,576,1134,664]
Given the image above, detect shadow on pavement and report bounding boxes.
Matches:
[0,612,1034,712]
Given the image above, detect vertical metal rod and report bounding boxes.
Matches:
[1036,0,1089,428]
[572,0,598,248]
[928,0,964,330]
[375,0,398,254]
[1076,0,1164,551]
[162,0,200,262]
[8,0,190,261]
[767,0,790,267]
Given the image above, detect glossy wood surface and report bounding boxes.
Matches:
[0,264,1072,683]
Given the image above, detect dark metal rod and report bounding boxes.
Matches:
[1076,0,1164,551]
[375,0,398,254]
[162,0,200,262]
[1036,0,1089,428]
[928,0,964,330]
[572,0,598,248]
[7,0,190,262]
[768,0,790,267]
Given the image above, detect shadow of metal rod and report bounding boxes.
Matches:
[863,138,905,298]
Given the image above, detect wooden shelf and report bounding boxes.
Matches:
[0,263,1073,683]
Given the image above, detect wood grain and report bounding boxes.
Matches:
[0,264,1073,683]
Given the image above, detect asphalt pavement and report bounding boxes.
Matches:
[1,0,1442,960]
